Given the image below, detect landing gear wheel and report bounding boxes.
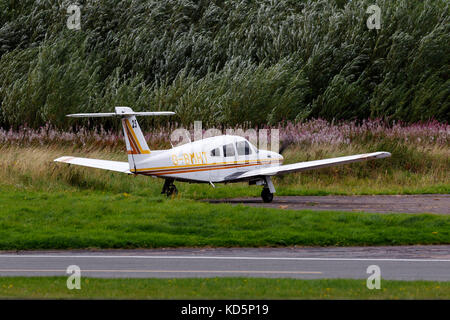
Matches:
[162,179,178,197]
[261,188,274,203]
[166,184,178,197]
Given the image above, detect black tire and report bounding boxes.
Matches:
[166,185,178,197]
[261,188,274,203]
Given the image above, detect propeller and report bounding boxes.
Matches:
[278,140,292,155]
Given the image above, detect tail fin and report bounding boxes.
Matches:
[118,107,151,170]
[67,106,175,171]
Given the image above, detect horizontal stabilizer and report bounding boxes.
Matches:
[54,156,131,173]
[67,106,175,118]
[67,111,175,118]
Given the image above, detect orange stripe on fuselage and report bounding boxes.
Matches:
[125,119,150,154]
[132,160,281,176]
[134,158,278,172]
[124,123,140,154]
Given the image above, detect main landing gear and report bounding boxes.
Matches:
[162,178,178,197]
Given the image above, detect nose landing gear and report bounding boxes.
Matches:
[260,176,275,203]
[261,187,274,203]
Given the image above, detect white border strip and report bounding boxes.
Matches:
[0,269,323,274]
[0,255,449,262]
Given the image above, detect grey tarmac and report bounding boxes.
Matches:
[208,194,450,214]
[0,246,449,281]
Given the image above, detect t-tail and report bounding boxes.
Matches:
[66,106,175,171]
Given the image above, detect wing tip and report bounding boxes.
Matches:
[377,151,391,158]
[54,156,74,163]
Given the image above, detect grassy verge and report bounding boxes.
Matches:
[0,187,448,250]
[0,277,448,299]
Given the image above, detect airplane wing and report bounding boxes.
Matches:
[54,156,131,173]
[236,152,391,180]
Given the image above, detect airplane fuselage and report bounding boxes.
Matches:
[130,135,283,183]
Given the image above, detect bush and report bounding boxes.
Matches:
[0,0,448,129]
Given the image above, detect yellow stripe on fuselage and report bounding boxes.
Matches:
[125,119,151,154]
[134,158,279,172]
[132,159,281,175]
[141,163,264,176]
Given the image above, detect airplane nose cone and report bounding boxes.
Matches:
[277,153,284,163]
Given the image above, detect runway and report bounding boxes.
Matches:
[1,246,449,281]
[208,194,450,214]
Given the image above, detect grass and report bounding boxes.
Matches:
[0,186,448,250]
[1,143,448,198]
[0,277,448,299]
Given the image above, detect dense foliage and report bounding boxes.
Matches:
[0,0,448,128]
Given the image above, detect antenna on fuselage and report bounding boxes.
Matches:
[185,131,192,143]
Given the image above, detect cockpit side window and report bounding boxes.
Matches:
[223,143,235,157]
[210,147,220,157]
[236,141,252,156]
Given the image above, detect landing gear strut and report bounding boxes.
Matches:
[161,179,178,197]
[261,187,274,203]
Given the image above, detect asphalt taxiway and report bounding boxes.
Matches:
[208,194,450,214]
[0,246,449,280]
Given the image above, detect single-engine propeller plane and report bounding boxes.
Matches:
[55,107,391,202]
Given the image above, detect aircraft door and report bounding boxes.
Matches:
[207,143,222,183]
[224,138,238,180]
[236,139,252,165]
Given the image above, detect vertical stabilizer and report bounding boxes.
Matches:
[66,106,175,172]
[117,107,151,171]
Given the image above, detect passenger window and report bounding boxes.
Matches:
[210,148,220,157]
[223,143,235,157]
[236,141,252,156]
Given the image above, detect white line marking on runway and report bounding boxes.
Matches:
[0,269,322,274]
[1,255,449,262]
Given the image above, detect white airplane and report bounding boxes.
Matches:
[55,106,391,202]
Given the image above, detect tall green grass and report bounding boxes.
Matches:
[0,0,448,129]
